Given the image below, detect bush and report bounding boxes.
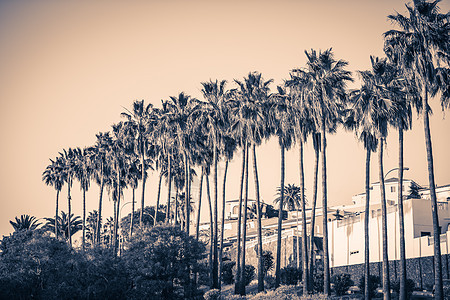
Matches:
[312,272,324,293]
[262,251,274,277]
[244,265,256,286]
[280,266,302,285]
[204,288,221,300]
[264,275,276,290]
[358,274,381,298]
[392,278,415,299]
[331,273,353,296]
[222,261,236,285]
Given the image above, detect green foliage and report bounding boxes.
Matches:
[222,260,236,284]
[392,278,415,300]
[243,264,256,286]
[123,224,206,299]
[358,274,381,298]
[280,266,301,285]
[331,273,353,296]
[312,272,324,293]
[204,288,221,300]
[262,250,274,277]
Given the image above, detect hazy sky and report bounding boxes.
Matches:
[1,0,449,239]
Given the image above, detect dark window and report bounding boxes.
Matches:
[421,232,431,237]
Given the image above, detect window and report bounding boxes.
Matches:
[391,186,396,193]
[421,231,431,237]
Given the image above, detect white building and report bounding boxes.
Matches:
[328,178,450,268]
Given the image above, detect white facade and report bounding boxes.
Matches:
[329,178,450,268]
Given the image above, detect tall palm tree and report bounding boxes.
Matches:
[92,132,112,245]
[74,147,93,251]
[347,86,380,300]
[200,79,230,289]
[121,100,155,227]
[124,155,141,238]
[384,3,449,297]
[270,86,296,289]
[289,49,352,294]
[42,157,65,239]
[308,132,320,283]
[60,148,77,246]
[10,215,41,232]
[233,72,272,294]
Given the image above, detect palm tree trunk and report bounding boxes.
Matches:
[55,190,59,239]
[96,163,104,245]
[275,143,285,289]
[196,169,204,240]
[398,124,407,300]
[130,188,135,238]
[212,146,219,289]
[378,138,390,300]
[154,171,163,226]
[309,142,319,284]
[82,188,86,251]
[166,154,172,223]
[364,147,371,300]
[219,159,229,290]
[240,142,250,296]
[139,150,146,227]
[68,180,72,246]
[113,169,121,256]
[422,87,443,300]
[184,150,191,235]
[321,123,330,295]
[235,147,246,294]
[252,144,264,292]
[206,173,214,288]
[299,139,309,292]
[175,187,179,225]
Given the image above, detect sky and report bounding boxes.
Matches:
[1,0,449,239]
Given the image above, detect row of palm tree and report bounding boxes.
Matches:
[40,0,448,297]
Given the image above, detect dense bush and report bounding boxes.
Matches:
[280,266,302,285]
[244,265,256,286]
[264,275,276,290]
[204,288,221,300]
[222,261,236,284]
[358,274,381,298]
[312,272,324,293]
[391,278,415,300]
[331,273,353,296]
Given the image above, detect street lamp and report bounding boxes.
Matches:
[384,167,409,180]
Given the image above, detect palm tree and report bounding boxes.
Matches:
[347,85,380,300]
[92,132,112,245]
[124,155,141,238]
[308,132,320,283]
[60,148,77,246]
[42,157,65,239]
[44,211,82,241]
[10,215,41,232]
[233,72,272,294]
[121,100,155,227]
[384,3,449,296]
[74,147,93,251]
[289,49,352,294]
[270,86,296,289]
[86,210,99,246]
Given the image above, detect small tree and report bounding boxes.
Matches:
[244,265,256,286]
[280,266,301,285]
[262,250,274,277]
[222,261,236,285]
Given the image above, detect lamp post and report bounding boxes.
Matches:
[384,167,409,180]
[118,201,136,254]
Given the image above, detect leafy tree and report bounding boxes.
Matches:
[123,224,205,299]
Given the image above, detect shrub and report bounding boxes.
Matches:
[262,251,274,276]
[244,265,256,286]
[222,261,236,285]
[391,278,415,299]
[312,272,324,293]
[331,273,353,296]
[358,274,381,298]
[204,289,221,300]
[264,275,276,290]
[280,266,301,285]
